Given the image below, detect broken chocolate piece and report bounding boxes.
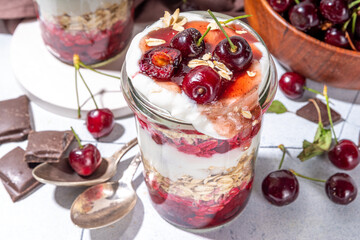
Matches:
[24,130,75,163]
[0,147,42,202]
[0,95,32,144]
[296,98,342,126]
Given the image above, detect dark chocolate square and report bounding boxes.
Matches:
[0,95,32,144]
[24,130,75,163]
[0,147,42,202]
[296,98,342,127]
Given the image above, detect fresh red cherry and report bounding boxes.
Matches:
[325,173,357,205]
[182,65,221,104]
[289,1,320,31]
[328,139,360,170]
[213,36,253,71]
[170,28,205,59]
[324,28,349,49]
[139,46,182,80]
[69,127,102,176]
[69,144,102,176]
[320,0,349,24]
[268,0,294,13]
[87,108,115,138]
[279,72,306,99]
[262,169,299,206]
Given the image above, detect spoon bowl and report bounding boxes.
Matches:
[70,153,141,229]
[32,138,137,187]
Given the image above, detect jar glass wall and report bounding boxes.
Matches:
[35,0,134,66]
[121,11,277,230]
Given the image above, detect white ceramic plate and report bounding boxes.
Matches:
[10,20,132,119]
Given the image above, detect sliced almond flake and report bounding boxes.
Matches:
[252,120,259,126]
[208,22,220,30]
[150,27,161,31]
[241,109,252,119]
[202,53,212,61]
[235,30,247,34]
[145,38,166,46]
[188,59,209,68]
[176,16,187,26]
[247,71,256,77]
[217,70,232,81]
[207,60,214,69]
[171,8,180,25]
[162,11,171,27]
[172,23,184,32]
[213,61,232,74]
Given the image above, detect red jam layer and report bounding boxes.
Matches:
[137,112,261,158]
[39,18,133,65]
[145,176,253,229]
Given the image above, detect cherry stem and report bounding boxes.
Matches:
[71,127,83,149]
[343,18,352,31]
[309,99,322,126]
[221,15,252,24]
[294,0,300,4]
[78,69,99,110]
[289,169,326,183]
[278,144,286,170]
[323,85,338,144]
[352,12,357,35]
[349,0,360,9]
[79,62,120,80]
[345,31,358,51]
[197,26,211,46]
[75,68,81,118]
[207,9,237,52]
[303,86,323,96]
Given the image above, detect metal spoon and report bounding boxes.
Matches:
[32,138,137,187]
[70,153,141,229]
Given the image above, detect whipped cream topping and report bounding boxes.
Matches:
[126,12,269,139]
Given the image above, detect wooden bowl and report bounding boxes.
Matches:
[244,0,360,89]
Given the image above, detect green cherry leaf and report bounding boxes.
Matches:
[297,140,324,161]
[267,100,288,114]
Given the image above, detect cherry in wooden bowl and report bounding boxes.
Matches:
[244,0,360,90]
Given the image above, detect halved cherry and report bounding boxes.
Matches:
[140,46,182,80]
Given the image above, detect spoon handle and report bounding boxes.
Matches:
[120,153,142,184]
[109,138,138,165]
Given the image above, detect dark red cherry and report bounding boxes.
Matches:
[213,36,253,72]
[325,173,357,205]
[320,0,349,24]
[182,66,221,104]
[262,170,299,206]
[69,144,102,176]
[170,28,205,59]
[324,28,349,48]
[279,72,306,99]
[87,108,115,138]
[328,139,360,170]
[268,0,293,13]
[355,17,360,40]
[140,46,182,80]
[289,1,320,31]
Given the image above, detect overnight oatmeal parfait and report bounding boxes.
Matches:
[35,0,134,66]
[122,9,277,230]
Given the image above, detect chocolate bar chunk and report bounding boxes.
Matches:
[0,95,32,144]
[24,130,75,163]
[296,98,342,126]
[0,147,42,202]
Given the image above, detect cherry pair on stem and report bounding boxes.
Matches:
[262,144,357,206]
[279,73,360,170]
[73,54,116,138]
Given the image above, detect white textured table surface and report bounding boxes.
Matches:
[1,33,360,240]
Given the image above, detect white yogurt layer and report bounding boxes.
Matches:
[138,126,259,181]
[126,12,269,139]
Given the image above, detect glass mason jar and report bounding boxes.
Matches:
[121,12,277,230]
[35,0,134,66]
